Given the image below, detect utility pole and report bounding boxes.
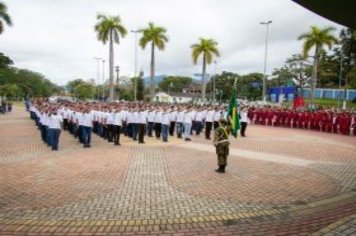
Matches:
[115,66,120,101]
[260,20,272,104]
[131,29,140,101]
[102,59,106,100]
[213,60,217,104]
[94,57,102,100]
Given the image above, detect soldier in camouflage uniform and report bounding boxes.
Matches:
[213,119,231,173]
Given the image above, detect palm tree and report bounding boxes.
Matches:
[298,26,337,106]
[191,38,220,102]
[0,1,12,35]
[139,22,168,101]
[95,14,127,101]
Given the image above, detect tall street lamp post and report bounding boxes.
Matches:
[102,59,106,100]
[115,66,120,100]
[213,60,217,104]
[94,57,102,100]
[260,20,272,104]
[131,29,141,101]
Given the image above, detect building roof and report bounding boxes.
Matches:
[292,0,355,29]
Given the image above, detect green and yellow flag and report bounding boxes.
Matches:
[227,88,240,138]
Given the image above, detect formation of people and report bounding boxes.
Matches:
[29,101,235,150]
[248,107,356,136]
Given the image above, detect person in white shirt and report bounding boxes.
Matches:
[154,108,163,139]
[169,108,177,136]
[137,107,147,144]
[147,107,156,137]
[81,109,93,148]
[176,107,185,139]
[113,108,123,145]
[195,108,204,136]
[213,107,221,129]
[132,108,139,141]
[106,109,115,143]
[126,109,134,138]
[183,107,194,141]
[48,110,63,150]
[205,107,215,140]
[76,109,84,143]
[161,107,170,142]
[240,107,249,137]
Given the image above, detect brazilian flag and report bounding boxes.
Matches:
[227,88,240,138]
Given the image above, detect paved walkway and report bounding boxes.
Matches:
[0,107,355,235]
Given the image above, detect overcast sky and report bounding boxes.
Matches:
[1,0,343,85]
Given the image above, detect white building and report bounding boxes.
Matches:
[154,92,206,104]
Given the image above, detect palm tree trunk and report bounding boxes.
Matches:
[201,54,207,102]
[109,30,114,101]
[150,42,155,101]
[310,45,319,107]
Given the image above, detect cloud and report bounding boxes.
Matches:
[0,0,343,86]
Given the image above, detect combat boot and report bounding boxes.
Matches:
[215,165,224,173]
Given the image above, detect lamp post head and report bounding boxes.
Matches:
[260,20,272,25]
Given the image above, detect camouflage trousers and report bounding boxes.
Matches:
[216,142,229,166]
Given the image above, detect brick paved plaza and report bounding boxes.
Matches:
[0,107,355,236]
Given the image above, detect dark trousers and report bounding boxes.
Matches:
[176,122,183,138]
[132,123,138,140]
[195,121,203,135]
[240,122,247,137]
[40,124,46,142]
[147,122,154,137]
[50,128,61,150]
[78,125,84,143]
[138,124,145,143]
[154,123,162,138]
[63,119,68,130]
[82,126,92,146]
[205,122,213,139]
[213,121,219,130]
[113,125,121,145]
[169,122,175,136]
[127,123,133,137]
[107,124,113,142]
[162,124,169,142]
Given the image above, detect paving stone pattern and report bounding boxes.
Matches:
[0,107,355,235]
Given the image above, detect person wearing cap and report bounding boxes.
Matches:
[213,119,231,173]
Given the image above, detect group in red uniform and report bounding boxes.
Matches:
[248,107,356,136]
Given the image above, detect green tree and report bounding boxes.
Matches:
[191,38,220,101]
[74,82,95,99]
[0,1,12,35]
[0,67,59,97]
[66,79,84,94]
[139,22,168,101]
[95,14,127,101]
[0,83,20,97]
[272,54,312,94]
[158,76,192,93]
[0,52,13,69]
[270,67,293,88]
[207,71,237,101]
[339,28,356,90]
[298,26,338,105]
[240,73,264,100]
